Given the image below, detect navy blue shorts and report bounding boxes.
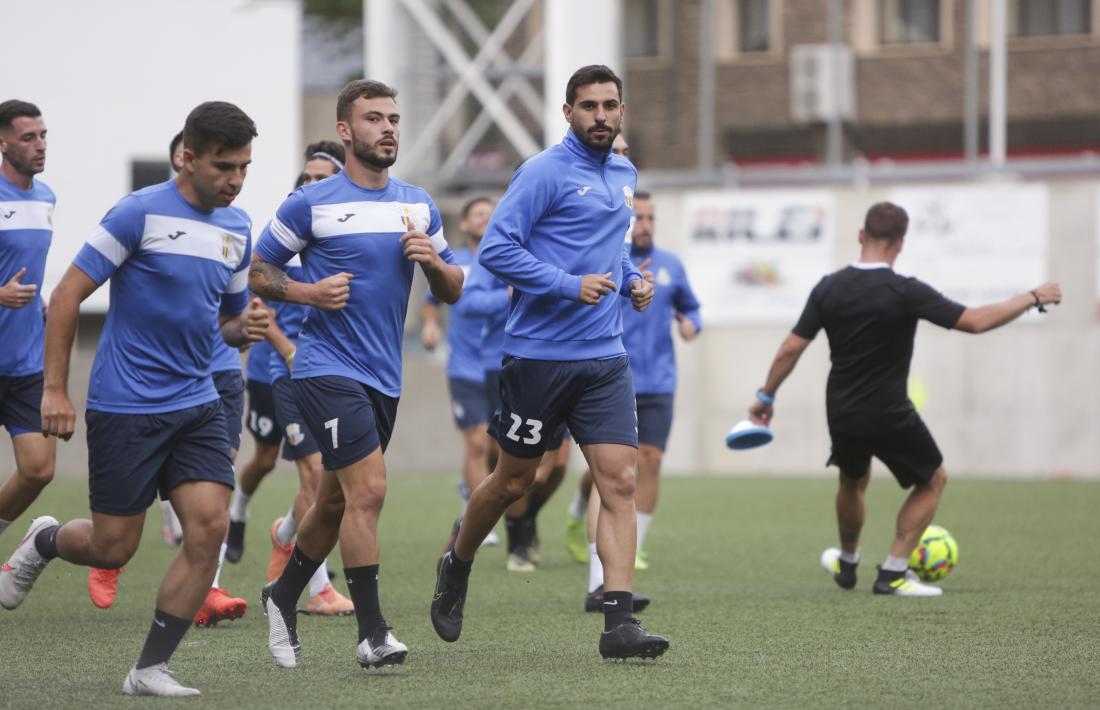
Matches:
[0,372,42,436]
[828,419,943,489]
[293,376,399,471]
[273,377,320,462]
[213,370,245,451]
[636,394,674,451]
[246,379,281,446]
[483,369,502,421]
[86,400,235,516]
[448,377,488,429]
[490,356,637,459]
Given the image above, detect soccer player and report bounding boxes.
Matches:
[748,201,1062,597]
[579,190,701,609]
[251,79,463,669]
[0,102,269,697]
[431,65,670,660]
[420,197,500,547]
[0,100,55,544]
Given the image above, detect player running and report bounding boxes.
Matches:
[0,102,269,697]
[0,100,56,546]
[748,201,1062,597]
[251,79,463,670]
[431,65,670,660]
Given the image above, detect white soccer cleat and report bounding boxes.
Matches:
[481,529,500,547]
[262,582,301,668]
[122,663,200,697]
[874,569,944,597]
[0,515,59,610]
[356,626,408,669]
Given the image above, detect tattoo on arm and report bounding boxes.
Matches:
[250,261,290,301]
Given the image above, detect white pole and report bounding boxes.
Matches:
[365,0,398,84]
[989,0,1007,166]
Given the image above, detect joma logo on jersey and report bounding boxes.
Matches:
[337,213,355,223]
[1,209,15,219]
[576,186,592,196]
[167,230,186,240]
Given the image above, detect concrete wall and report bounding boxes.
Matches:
[4,177,1098,481]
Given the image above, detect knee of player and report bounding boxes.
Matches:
[639,447,664,468]
[315,495,345,522]
[501,472,536,500]
[600,467,637,501]
[18,459,55,488]
[467,435,489,461]
[182,513,230,551]
[347,479,388,512]
[95,538,140,568]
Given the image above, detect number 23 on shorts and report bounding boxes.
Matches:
[506,413,542,445]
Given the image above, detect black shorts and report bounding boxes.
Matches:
[293,376,399,471]
[483,369,502,421]
[86,401,235,516]
[213,370,245,451]
[0,372,42,436]
[489,356,637,459]
[827,419,943,489]
[636,394,674,451]
[272,377,320,462]
[246,379,281,446]
[448,377,488,430]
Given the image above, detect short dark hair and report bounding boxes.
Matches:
[304,140,345,165]
[0,100,41,131]
[169,130,184,163]
[461,196,493,219]
[565,65,623,106]
[864,202,909,242]
[337,80,398,122]
[634,189,652,201]
[293,172,309,189]
[182,101,257,157]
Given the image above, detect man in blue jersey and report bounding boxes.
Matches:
[431,65,669,660]
[0,100,56,545]
[0,102,269,697]
[250,79,463,670]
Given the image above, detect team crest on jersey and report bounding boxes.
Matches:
[221,233,234,262]
[623,186,634,209]
[657,267,671,286]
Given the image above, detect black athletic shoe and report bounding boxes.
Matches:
[819,548,857,590]
[599,619,669,660]
[225,521,246,563]
[584,585,650,614]
[430,552,468,643]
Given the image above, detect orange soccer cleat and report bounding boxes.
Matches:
[305,584,355,616]
[193,586,248,626]
[266,518,294,582]
[88,567,123,609]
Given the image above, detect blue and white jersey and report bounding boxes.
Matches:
[427,245,483,383]
[0,174,55,376]
[268,262,308,382]
[255,172,455,397]
[479,130,644,361]
[621,245,702,395]
[210,325,243,374]
[457,259,510,374]
[245,330,274,385]
[73,180,251,414]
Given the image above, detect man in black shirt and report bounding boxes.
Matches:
[748,201,1061,596]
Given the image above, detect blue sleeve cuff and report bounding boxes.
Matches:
[220,290,247,316]
[72,246,115,285]
[557,273,582,301]
[685,310,703,333]
[255,237,292,267]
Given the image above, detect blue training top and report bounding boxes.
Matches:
[455,259,510,374]
[268,263,308,383]
[479,130,643,361]
[73,180,251,414]
[255,172,455,397]
[0,174,55,376]
[621,244,702,395]
[426,245,484,383]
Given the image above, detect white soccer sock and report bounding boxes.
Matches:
[275,508,298,546]
[228,490,252,523]
[160,500,182,539]
[840,548,860,565]
[308,561,330,598]
[636,511,653,551]
[0,518,11,537]
[587,543,604,593]
[882,554,909,572]
[211,543,228,588]
[569,490,588,520]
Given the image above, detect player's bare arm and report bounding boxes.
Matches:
[0,267,37,309]
[954,282,1062,334]
[249,253,352,310]
[41,265,99,440]
[419,300,442,350]
[402,230,463,304]
[220,297,270,348]
[748,332,812,426]
[263,310,296,363]
[676,313,699,341]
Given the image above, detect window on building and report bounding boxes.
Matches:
[624,0,660,58]
[131,160,171,191]
[1012,0,1091,37]
[738,0,770,52]
[879,0,941,44]
[716,0,777,59]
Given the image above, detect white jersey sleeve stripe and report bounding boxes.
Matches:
[270,217,308,253]
[88,225,131,267]
[429,229,448,254]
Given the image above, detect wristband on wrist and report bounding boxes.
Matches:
[1030,290,1047,314]
[755,388,775,406]
[285,349,296,368]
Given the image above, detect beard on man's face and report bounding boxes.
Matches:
[351,134,397,170]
